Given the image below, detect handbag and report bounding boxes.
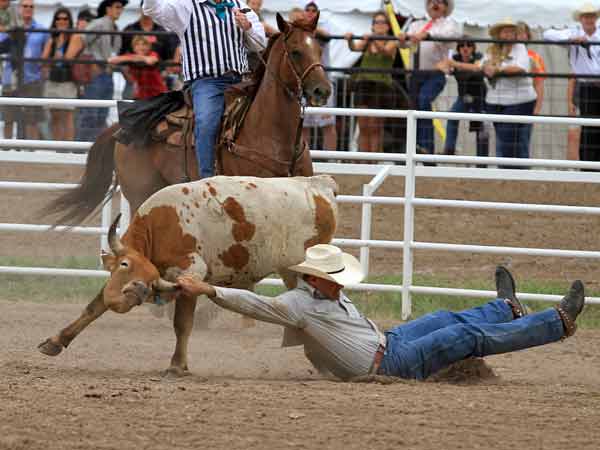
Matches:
[71,52,94,84]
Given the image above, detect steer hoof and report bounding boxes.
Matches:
[162,366,190,379]
[38,338,63,356]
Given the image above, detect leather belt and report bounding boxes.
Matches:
[370,343,386,375]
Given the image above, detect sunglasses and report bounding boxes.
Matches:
[21,4,34,8]
[56,17,69,21]
[457,43,475,49]
[373,19,389,25]
[305,7,318,13]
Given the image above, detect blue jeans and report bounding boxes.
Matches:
[378,299,564,380]
[76,72,114,142]
[191,73,241,178]
[487,101,535,167]
[444,97,488,158]
[410,72,446,153]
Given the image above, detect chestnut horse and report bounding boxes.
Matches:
[44,13,331,225]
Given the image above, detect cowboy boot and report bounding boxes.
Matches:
[555,280,585,338]
[495,266,528,319]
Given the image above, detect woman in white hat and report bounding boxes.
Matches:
[482,18,537,167]
[177,244,585,381]
[543,3,600,163]
[397,0,461,156]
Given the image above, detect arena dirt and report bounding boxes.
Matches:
[1,162,600,449]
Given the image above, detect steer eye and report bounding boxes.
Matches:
[290,49,302,59]
[119,260,130,269]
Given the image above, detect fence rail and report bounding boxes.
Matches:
[2,101,600,315]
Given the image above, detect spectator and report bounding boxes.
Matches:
[398,0,461,156]
[76,7,96,30]
[109,34,167,99]
[567,78,581,161]
[143,0,266,179]
[517,21,545,157]
[0,0,16,32]
[41,7,77,141]
[437,37,488,161]
[345,12,400,155]
[543,3,600,163]
[302,1,337,151]
[119,1,178,99]
[288,7,303,23]
[0,0,48,140]
[482,18,536,166]
[247,0,275,36]
[66,0,126,142]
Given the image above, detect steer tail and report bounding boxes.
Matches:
[39,124,120,226]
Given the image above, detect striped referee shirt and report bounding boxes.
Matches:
[143,0,266,81]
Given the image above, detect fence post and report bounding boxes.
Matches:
[402,110,417,320]
[12,27,26,139]
[359,183,372,276]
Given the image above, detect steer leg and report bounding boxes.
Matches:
[164,293,197,377]
[38,289,108,356]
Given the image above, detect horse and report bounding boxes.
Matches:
[43,13,331,225]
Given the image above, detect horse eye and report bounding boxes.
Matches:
[291,50,302,59]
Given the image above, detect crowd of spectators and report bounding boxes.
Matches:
[0,0,599,166]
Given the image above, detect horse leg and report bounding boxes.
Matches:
[164,294,197,377]
[38,289,108,356]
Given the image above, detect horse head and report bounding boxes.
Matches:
[275,12,332,107]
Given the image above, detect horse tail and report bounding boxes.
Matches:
[40,124,120,226]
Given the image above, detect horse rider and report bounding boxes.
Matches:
[176,244,586,381]
[143,0,267,178]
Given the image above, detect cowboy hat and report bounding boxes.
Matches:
[489,17,518,38]
[573,2,600,21]
[97,0,128,18]
[425,0,454,16]
[288,244,364,286]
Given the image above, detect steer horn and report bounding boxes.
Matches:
[154,277,180,292]
[108,213,126,256]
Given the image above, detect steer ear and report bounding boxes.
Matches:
[101,250,117,272]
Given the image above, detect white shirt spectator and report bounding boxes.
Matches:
[543,25,600,78]
[406,17,462,70]
[483,43,537,106]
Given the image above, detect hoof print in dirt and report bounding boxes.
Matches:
[37,338,63,356]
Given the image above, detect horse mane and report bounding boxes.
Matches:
[252,18,316,84]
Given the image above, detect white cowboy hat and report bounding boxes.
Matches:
[425,0,454,16]
[489,17,518,38]
[288,244,364,286]
[573,2,600,21]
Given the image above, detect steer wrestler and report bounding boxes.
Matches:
[177,244,586,380]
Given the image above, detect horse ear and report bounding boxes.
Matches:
[309,10,320,30]
[276,13,290,33]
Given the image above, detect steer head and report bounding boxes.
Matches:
[101,214,178,313]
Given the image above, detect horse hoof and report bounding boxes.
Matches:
[38,338,63,356]
[161,367,190,379]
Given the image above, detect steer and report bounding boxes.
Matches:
[38,175,338,376]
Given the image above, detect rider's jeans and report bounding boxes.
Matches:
[191,73,241,178]
[76,72,114,142]
[378,299,565,380]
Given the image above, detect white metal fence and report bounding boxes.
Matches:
[2,98,600,318]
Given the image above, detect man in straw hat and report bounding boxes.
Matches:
[177,244,585,381]
[543,2,600,163]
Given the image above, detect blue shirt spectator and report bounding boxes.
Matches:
[1,19,47,87]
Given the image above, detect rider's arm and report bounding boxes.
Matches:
[142,0,192,35]
[239,1,267,51]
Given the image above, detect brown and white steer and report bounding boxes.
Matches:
[38,175,338,376]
